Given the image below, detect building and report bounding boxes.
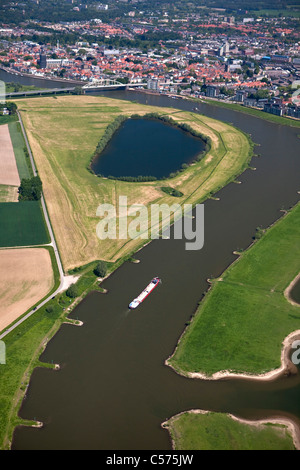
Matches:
[264,98,285,116]
[45,58,63,69]
[206,85,217,98]
[147,78,160,91]
[39,53,47,69]
[270,55,291,64]
[236,90,246,102]
[286,106,300,119]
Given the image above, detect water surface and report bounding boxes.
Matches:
[91,117,205,179]
[290,278,300,305]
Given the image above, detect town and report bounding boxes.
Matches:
[0,0,300,118]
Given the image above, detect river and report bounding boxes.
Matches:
[3,75,299,449]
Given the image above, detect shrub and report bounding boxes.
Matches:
[94,260,107,278]
[161,186,183,197]
[66,284,79,298]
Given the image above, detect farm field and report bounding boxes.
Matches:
[0,185,18,203]
[17,94,252,271]
[0,124,20,187]
[0,202,50,247]
[8,121,31,180]
[0,247,54,331]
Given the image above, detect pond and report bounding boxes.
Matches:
[90,117,206,180]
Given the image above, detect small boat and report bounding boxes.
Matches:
[129,277,161,309]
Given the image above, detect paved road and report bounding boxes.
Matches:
[0,112,67,340]
[18,110,65,280]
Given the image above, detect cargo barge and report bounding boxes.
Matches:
[129,277,161,309]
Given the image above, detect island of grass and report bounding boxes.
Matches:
[17,94,253,272]
[168,201,300,378]
[164,411,297,450]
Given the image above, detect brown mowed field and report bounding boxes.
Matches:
[0,124,20,187]
[0,248,54,332]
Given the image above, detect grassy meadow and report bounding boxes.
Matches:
[165,411,296,450]
[168,202,300,377]
[17,94,253,272]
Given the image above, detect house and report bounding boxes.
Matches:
[235,89,246,102]
[263,98,285,116]
[286,106,300,119]
[206,85,218,98]
[147,78,160,91]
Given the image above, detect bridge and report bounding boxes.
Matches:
[4,79,144,98]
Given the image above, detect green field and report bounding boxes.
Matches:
[0,202,50,247]
[254,8,300,17]
[0,115,17,126]
[169,202,300,377]
[165,412,296,450]
[8,121,31,180]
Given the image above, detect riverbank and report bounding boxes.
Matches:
[134,89,300,129]
[2,66,300,129]
[168,201,300,377]
[0,65,83,87]
[16,94,253,271]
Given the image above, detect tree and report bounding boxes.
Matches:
[18,176,42,201]
[94,261,107,278]
[72,86,84,95]
[66,284,79,298]
[6,101,17,115]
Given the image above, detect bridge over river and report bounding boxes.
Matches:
[4,78,144,98]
